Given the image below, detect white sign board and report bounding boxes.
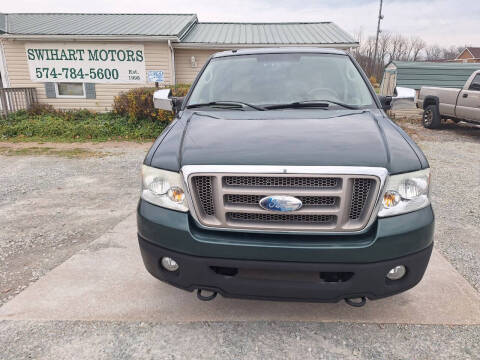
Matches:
[25,43,146,83]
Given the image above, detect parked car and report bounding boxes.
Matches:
[416,70,480,128]
[138,48,434,307]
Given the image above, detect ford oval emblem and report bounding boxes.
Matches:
[259,195,303,212]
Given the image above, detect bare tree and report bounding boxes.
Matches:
[389,34,409,61]
[376,32,392,76]
[351,30,377,77]
[425,45,443,61]
[407,36,426,61]
[442,45,466,60]
[350,31,463,79]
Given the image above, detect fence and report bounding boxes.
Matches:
[0,87,37,117]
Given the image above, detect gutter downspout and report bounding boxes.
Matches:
[168,40,176,85]
[0,39,10,87]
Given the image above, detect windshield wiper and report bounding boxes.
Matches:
[186,101,265,111]
[264,100,359,110]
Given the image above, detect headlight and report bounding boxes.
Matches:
[141,165,189,212]
[378,168,430,217]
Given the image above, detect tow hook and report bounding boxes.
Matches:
[197,288,218,301]
[345,296,367,307]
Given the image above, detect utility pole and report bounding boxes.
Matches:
[372,0,384,77]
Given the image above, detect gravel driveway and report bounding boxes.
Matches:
[0,142,150,305]
[0,116,479,359]
[393,116,480,292]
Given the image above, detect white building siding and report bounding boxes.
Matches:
[174,48,223,84]
[1,39,174,111]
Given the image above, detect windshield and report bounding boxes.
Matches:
[187,53,376,109]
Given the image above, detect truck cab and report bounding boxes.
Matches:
[138,48,434,306]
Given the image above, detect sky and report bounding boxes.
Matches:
[2,0,479,47]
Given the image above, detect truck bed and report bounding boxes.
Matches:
[416,86,461,109]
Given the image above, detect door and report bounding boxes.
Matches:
[455,74,480,123]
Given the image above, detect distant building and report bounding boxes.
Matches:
[380,61,480,96]
[454,47,480,63]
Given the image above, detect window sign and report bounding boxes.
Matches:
[25,43,146,83]
[147,70,164,83]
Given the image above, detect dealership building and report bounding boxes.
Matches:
[0,13,358,112]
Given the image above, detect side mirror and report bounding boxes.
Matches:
[153,89,184,114]
[173,97,184,111]
[378,95,393,111]
[153,89,174,111]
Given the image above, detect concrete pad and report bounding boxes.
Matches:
[1,213,479,325]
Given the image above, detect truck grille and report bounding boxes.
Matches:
[349,178,374,220]
[227,213,336,225]
[224,176,339,188]
[225,194,338,207]
[188,172,381,232]
[191,176,215,216]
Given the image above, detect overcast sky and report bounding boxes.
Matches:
[3,0,479,47]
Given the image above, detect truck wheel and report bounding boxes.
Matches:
[423,105,441,129]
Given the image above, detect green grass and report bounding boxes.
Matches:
[0,110,168,142]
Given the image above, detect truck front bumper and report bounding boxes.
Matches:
[137,200,434,302]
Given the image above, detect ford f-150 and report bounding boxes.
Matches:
[137,48,434,307]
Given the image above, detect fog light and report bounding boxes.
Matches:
[161,257,179,272]
[386,265,406,280]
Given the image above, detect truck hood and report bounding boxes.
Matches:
[149,109,426,174]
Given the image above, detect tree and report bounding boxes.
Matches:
[350,31,463,79]
[425,45,443,61]
[407,37,426,61]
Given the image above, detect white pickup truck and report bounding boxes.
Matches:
[416,70,480,128]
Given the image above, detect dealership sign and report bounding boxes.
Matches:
[25,43,146,83]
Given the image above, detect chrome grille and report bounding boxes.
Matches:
[225,194,337,207]
[228,213,336,224]
[224,176,339,188]
[187,168,383,233]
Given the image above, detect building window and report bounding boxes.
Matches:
[55,83,86,98]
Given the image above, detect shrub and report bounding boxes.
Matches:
[113,84,190,123]
[27,103,56,116]
[0,109,167,142]
[369,76,379,87]
[26,104,93,122]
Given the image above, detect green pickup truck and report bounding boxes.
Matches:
[137,48,434,307]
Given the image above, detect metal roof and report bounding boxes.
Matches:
[181,22,357,45]
[0,13,197,37]
[0,14,357,47]
[387,61,480,89]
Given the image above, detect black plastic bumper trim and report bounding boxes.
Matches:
[138,235,433,303]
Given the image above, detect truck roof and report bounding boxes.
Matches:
[212,47,347,58]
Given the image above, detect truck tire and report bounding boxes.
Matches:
[423,105,441,129]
